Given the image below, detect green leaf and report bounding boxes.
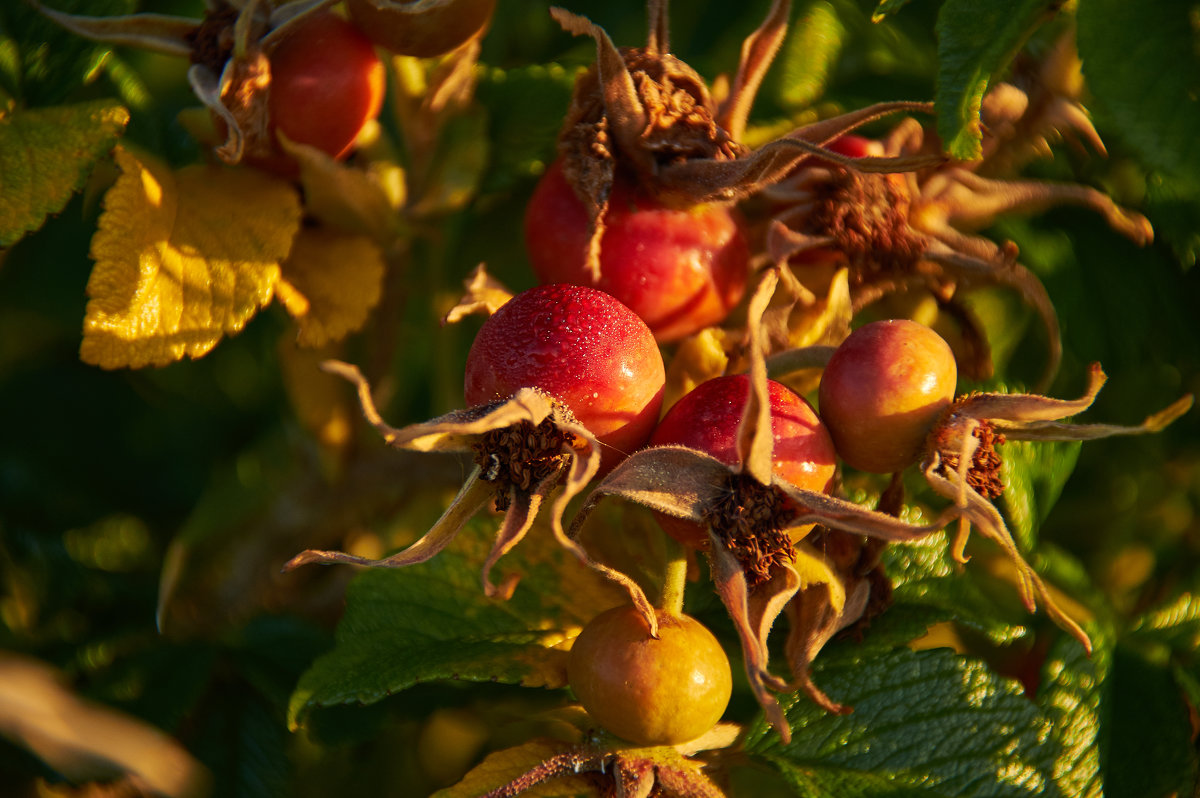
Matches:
[744,647,1057,796]
[287,514,626,730]
[1037,627,1112,797]
[1001,438,1081,552]
[885,529,1031,645]
[774,1,846,111]
[0,99,128,247]
[476,63,577,196]
[934,0,1055,160]
[1077,0,1200,191]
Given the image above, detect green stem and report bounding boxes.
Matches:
[657,535,689,617]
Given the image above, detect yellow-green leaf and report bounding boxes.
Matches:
[0,99,129,247]
[432,738,596,798]
[276,228,385,347]
[81,148,301,369]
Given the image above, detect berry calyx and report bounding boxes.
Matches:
[464,284,666,473]
[525,160,750,343]
[819,319,958,474]
[568,605,732,746]
[648,374,837,549]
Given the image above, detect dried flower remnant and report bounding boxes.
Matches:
[282,363,613,601]
[548,0,941,279]
[765,66,1154,389]
[920,366,1193,652]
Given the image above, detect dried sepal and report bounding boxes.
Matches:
[442,263,514,325]
[917,364,1194,652]
[283,360,642,603]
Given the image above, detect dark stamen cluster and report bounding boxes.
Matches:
[473,419,577,510]
[703,473,797,588]
[185,4,239,72]
[937,419,1006,499]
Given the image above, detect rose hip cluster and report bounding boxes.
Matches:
[283,0,1192,767]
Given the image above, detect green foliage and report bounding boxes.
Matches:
[934,0,1055,159]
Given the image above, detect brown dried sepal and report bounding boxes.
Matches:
[919,363,1194,653]
[284,361,653,611]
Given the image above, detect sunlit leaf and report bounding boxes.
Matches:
[871,0,916,23]
[0,99,128,246]
[1037,629,1111,797]
[287,513,626,730]
[885,528,1031,645]
[80,147,301,369]
[744,647,1056,796]
[276,228,386,347]
[934,0,1055,160]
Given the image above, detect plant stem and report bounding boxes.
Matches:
[657,535,689,617]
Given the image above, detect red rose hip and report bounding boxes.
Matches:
[648,374,837,547]
[524,160,749,343]
[463,284,666,472]
[818,319,958,474]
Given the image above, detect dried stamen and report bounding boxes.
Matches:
[473,418,577,510]
[703,473,796,588]
[793,169,927,279]
[934,416,1006,499]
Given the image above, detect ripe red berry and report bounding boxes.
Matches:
[524,160,750,343]
[266,12,385,162]
[463,284,666,472]
[568,605,732,746]
[818,319,958,474]
[345,0,495,57]
[648,374,837,547]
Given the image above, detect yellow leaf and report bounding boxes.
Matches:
[792,541,846,614]
[277,338,354,450]
[81,148,301,369]
[0,100,129,247]
[663,327,733,412]
[277,228,385,347]
[279,134,403,242]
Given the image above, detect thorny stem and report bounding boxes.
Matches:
[658,535,690,617]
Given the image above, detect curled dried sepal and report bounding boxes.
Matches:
[284,361,652,613]
[920,364,1194,652]
[442,264,514,325]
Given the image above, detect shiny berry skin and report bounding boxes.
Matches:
[818,319,958,474]
[568,605,732,746]
[463,284,666,472]
[648,374,838,547]
[267,12,385,161]
[524,160,750,343]
[345,0,496,58]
